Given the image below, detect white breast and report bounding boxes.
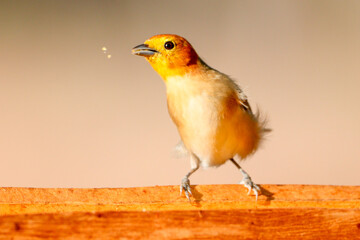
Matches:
[165,74,236,167]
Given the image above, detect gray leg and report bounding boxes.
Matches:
[180,154,200,201]
[230,158,261,200]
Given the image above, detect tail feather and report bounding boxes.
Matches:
[254,106,272,146]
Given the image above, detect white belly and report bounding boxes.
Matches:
[166,75,238,167]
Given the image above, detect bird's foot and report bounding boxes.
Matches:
[180,177,192,201]
[239,175,261,200]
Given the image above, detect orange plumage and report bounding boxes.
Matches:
[132,34,269,200]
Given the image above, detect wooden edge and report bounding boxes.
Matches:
[0,184,359,215]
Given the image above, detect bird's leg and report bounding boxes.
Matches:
[230,158,261,200]
[180,154,200,201]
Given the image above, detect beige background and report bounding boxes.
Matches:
[0,0,359,188]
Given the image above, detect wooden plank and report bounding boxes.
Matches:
[0,184,359,239]
[0,209,359,240]
[0,184,359,214]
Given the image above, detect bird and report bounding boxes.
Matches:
[132,34,269,200]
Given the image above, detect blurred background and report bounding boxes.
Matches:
[0,0,359,188]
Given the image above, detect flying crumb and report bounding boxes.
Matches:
[107,54,112,59]
[102,46,107,52]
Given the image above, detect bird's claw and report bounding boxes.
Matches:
[180,177,192,201]
[240,176,261,200]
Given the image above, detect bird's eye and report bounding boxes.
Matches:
[164,41,175,50]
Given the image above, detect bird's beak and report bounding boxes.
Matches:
[132,44,158,56]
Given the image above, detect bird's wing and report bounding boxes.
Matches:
[239,97,254,116]
[234,82,272,134]
[232,82,255,117]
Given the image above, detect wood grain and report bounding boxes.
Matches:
[0,184,359,239]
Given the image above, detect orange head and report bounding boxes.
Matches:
[132,34,201,80]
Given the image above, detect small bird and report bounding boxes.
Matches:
[132,34,269,200]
